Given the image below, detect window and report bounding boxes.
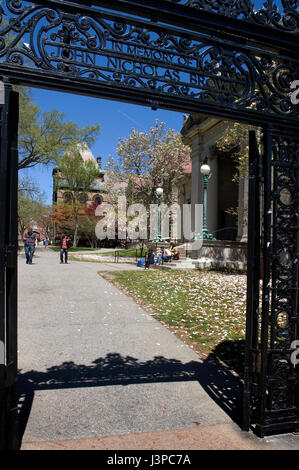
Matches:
[64,192,72,203]
[94,194,102,205]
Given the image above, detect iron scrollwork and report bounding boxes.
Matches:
[0,0,298,440]
[0,1,298,122]
[269,133,299,410]
[271,135,298,313]
[168,0,299,32]
[250,130,299,434]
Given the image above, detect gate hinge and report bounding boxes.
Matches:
[5,245,17,268]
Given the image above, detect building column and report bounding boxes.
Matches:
[237,175,248,242]
[181,114,224,239]
[190,143,204,234]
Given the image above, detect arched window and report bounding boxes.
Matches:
[94,194,102,206]
[64,192,72,203]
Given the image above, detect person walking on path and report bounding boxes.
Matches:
[23,227,37,265]
[60,234,71,264]
[43,238,49,249]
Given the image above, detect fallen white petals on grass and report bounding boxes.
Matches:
[114,270,247,353]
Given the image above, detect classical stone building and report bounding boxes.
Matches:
[176,114,248,270]
[179,113,248,242]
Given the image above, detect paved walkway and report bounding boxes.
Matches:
[18,248,299,450]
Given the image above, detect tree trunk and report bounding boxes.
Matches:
[72,200,80,247]
[73,216,79,247]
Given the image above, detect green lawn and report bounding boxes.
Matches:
[49,247,147,257]
[101,269,247,366]
[49,246,101,252]
[105,248,148,258]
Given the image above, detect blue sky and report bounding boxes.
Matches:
[20,87,185,205]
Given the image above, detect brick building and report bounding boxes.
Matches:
[52,144,127,245]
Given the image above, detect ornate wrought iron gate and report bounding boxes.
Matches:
[244,127,299,437]
[0,0,298,447]
[0,82,19,450]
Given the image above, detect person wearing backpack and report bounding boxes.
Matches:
[23,227,37,265]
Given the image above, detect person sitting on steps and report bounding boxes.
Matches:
[155,248,163,265]
[170,243,179,260]
[163,247,172,262]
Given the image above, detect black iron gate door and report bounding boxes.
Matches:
[0,81,19,450]
[243,127,299,437]
[243,129,262,433]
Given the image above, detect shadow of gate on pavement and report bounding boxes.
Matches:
[17,351,243,443]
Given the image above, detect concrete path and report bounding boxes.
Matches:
[17,247,299,450]
[17,247,233,442]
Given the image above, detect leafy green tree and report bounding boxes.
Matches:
[78,202,100,248]
[18,175,41,199]
[17,87,101,170]
[37,205,53,240]
[54,149,100,246]
[212,121,254,230]
[213,122,250,182]
[52,201,75,240]
[18,178,49,236]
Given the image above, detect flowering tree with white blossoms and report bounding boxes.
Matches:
[106,119,191,208]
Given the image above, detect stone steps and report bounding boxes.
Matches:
[161,258,196,270]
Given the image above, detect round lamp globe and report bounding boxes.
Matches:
[200,164,211,175]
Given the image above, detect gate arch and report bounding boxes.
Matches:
[0,0,298,446]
